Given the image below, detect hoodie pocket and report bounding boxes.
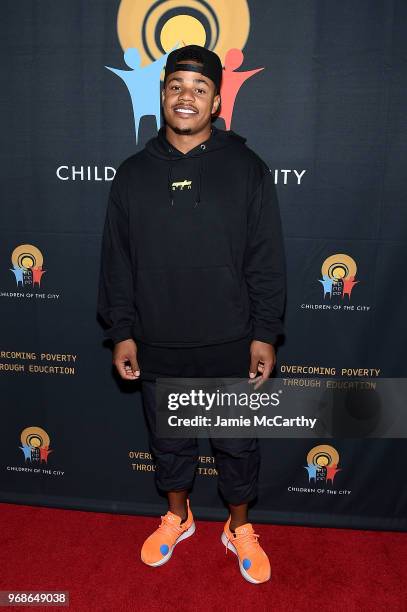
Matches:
[134,264,249,344]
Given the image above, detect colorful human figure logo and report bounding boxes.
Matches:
[318,254,359,300]
[304,445,342,486]
[219,48,264,130]
[10,244,46,288]
[112,1,256,138]
[19,427,53,464]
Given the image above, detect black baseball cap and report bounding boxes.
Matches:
[164,44,223,93]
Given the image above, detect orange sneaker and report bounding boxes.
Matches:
[141,499,195,567]
[221,516,271,584]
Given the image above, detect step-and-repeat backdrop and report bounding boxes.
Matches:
[1,1,406,530]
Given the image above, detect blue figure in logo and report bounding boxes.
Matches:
[105,45,179,143]
[304,463,318,483]
[10,264,24,286]
[20,444,32,461]
[318,275,334,299]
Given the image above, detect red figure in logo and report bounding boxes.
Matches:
[31,266,47,287]
[326,464,341,484]
[342,276,359,299]
[40,446,53,463]
[219,48,264,130]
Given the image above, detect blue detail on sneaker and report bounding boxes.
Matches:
[243,558,251,570]
[160,544,169,555]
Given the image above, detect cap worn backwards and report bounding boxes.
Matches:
[164,44,223,93]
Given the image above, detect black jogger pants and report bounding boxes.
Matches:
[138,333,261,506]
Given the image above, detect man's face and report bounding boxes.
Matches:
[162,62,220,135]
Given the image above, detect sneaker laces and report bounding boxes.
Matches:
[157,513,184,539]
[226,529,260,555]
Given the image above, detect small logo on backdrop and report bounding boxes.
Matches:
[10,244,46,288]
[286,444,351,497]
[4,427,64,477]
[300,252,370,312]
[319,253,359,300]
[19,426,53,464]
[304,444,341,485]
[1,244,60,301]
[172,179,192,190]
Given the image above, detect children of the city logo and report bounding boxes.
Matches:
[319,254,359,301]
[287,444,351,496]
[304,444,341,486]
[19,426,53,464]
[108,0,263,142]
[301,252,369,312]
[10,244,46,288]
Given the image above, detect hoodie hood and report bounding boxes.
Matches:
[145,125,246,207]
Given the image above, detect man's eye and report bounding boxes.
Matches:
[171,85,181,91]
[196,89,206,94]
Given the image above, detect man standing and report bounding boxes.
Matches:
[97,45,286,584]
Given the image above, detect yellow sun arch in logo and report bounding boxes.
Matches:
[11,244,44,270]
[321,253,357,281]
[117,0,250,66]
[307,444,340,468]
[21,426,50,449]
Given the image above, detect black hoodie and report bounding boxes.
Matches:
[97,125,286,347]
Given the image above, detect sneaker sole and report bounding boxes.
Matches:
[221,532,270,584]
[142,521,196,567]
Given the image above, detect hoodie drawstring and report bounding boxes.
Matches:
[168,164,174,206]
[194,156,204,208]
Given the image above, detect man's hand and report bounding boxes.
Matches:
[248,340,276,389]
[113,338,140,380]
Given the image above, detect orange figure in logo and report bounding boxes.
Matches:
[219,48,264,130]
[326,464,341,484]
[32,266,47,287]
[342,276,359,299]
[40,446,53,463]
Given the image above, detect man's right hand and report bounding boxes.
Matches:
[113,338,140,380]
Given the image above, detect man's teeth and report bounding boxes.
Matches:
[175,108,196,113]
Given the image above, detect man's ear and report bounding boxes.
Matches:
[212,93,221,115]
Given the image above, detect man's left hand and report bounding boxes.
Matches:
[248,340,276,389]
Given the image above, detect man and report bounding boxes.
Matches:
[97,44,286,584]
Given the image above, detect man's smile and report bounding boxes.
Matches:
[173,105,198,116]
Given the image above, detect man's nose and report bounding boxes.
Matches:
[178,87,195,102]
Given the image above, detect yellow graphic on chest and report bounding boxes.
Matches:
[172,180,192,191]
